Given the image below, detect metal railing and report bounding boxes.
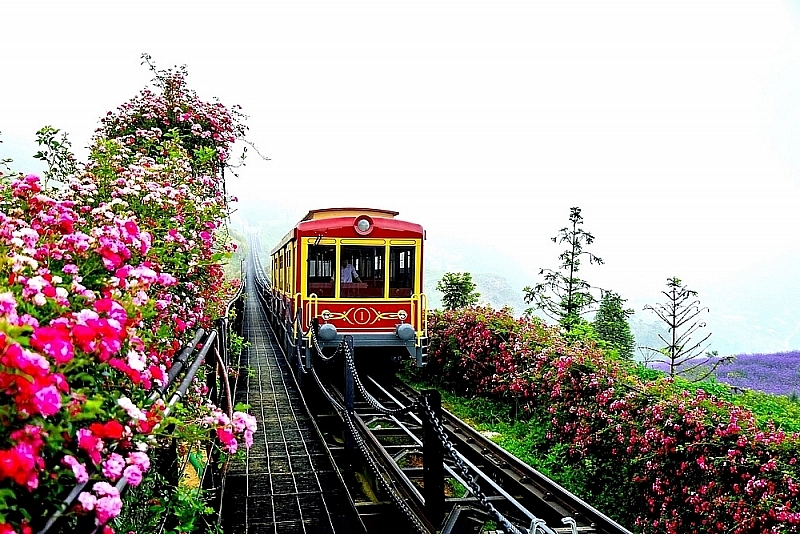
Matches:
[37,279,246,534]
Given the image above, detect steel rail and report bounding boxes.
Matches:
[365,377,549,531]
[311,368,434,530]
[389,380,634,534]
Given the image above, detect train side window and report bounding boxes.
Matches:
[389,246,415,298]
[278,254,284,292]
[307,245,335,298]
[340,245,385,298]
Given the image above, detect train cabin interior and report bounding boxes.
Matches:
[273,241,419,300]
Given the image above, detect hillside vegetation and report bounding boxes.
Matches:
[409,307,800,534]
[0,61,254,534]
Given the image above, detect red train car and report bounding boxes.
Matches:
[269,208,428,367]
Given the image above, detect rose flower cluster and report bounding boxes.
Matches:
[0,69,253,534]
[422,307,800,533]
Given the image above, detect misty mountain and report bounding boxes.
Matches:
[424,269,529,314]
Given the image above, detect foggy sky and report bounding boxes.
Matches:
[4,0,800,352]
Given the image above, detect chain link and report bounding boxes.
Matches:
[310,367,430,534]
[342,411,430,534]
[341,340,415,416]
[309,323,345,361]
[419,395,529,534]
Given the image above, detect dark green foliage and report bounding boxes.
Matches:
[436,272,480,310]
[524,207,603,331]
[593,291,636,359]
[631,362,666,382]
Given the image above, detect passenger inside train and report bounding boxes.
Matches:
[306,244,416,299]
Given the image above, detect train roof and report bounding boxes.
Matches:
[272,208,423,253]
[301,208,399,221]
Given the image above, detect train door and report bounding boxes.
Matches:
[306,242,335,298]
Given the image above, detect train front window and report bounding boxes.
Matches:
[389,247,415,298]
[307,245,335,298]
[340,245,385,298]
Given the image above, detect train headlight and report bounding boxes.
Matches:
[354,215,374,235]
[397,310,408,322]
[396,323,415,341]
[318,323,338,341]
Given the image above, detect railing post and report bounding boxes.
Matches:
[208,321,220,407]
[422,389,445,528]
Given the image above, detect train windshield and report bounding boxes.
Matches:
[340,245,384,298]
[307,245,335,297]
[389,246,415,298]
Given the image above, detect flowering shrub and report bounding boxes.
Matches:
[419,307,800,533]
[98,54,247,177]
[0,65,253,533]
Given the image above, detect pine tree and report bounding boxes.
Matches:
[593,291,636,359]
[524,207,603,331]
[643,277,731,379]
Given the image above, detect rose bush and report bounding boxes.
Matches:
[0,65,253,533]
[419,307,800,533]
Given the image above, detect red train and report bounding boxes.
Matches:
[269,208,428,367]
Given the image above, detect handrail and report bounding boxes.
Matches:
[164,330,218,415]
[37,329,219,534]
[158,330,206,399]
[89,330,218,534]
[293,292,302,337]
[410,293,419,335]
[420,292,428,344]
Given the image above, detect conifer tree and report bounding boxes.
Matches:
[643,277,731,379]
[593,291,636,359]
[524,207,603,331]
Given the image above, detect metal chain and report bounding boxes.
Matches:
[342,341,414,416]
[311,366,346,412]
[310,367,429,534]
[419,396,529,534]
[290,308,531,533]
[309,323,345,361]
[341,410,429,534]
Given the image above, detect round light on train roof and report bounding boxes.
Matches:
[354,215,374,235]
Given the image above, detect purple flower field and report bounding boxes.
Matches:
[715,351,800,396]
[653,351,800,396]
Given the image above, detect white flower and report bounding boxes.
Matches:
[127,350,146,372]
[117,396,146,421]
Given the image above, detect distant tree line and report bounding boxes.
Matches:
[435,206,729,379]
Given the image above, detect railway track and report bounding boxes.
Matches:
[302,351,633,534]
[249,244,630,534]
